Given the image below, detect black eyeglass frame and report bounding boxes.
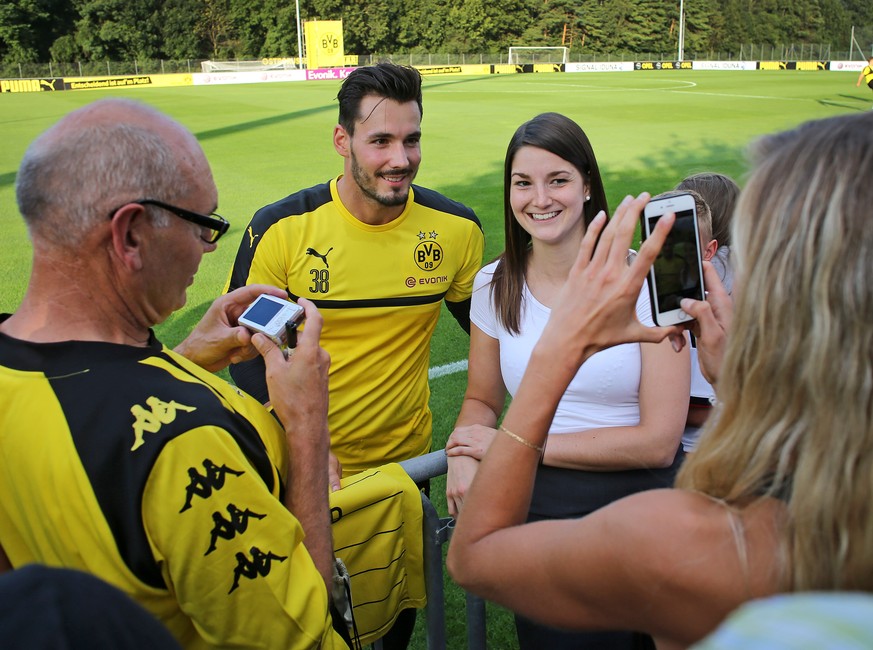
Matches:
[110,198,230,243]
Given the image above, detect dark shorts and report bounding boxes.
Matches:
[527,446,685,520]
[516,447,685,650]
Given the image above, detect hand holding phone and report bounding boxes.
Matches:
[641,192,706,326]
[238,294,306,348]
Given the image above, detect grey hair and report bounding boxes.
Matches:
[15,100,190,248]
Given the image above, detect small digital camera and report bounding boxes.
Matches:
[238,294,305,348]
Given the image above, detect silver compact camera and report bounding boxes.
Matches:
[238,294,305,348]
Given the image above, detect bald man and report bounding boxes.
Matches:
[0,99,348,649]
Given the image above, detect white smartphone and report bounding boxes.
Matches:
[238,294,305,347]
[641,192,705,326]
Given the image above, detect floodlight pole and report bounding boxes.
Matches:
[678,0,685,61]
[296,0,304,68]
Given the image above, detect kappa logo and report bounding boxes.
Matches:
[206,504,266,555]
[130,397,196,451]
[229,547,287,594]
[179,459,245,512]
[305,246,333,268]
[247,226,259,248]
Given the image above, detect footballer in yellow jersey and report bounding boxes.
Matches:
[227,63,484,482]
[226,177,483,475]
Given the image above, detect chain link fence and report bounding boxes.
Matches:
[1,45,865,80]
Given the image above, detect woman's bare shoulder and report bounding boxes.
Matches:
[576,489,784,644]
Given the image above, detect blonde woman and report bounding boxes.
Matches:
[447,111,873,649]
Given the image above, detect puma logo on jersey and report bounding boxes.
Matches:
[305,247,333,268]
[130,397,196,451]
[247,226,259,248]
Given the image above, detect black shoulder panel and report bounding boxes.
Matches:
[44,343,276,589]
[226,182,333,292]
[411,184,482,232]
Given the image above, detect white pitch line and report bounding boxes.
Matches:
[429,359,468,380]
[429,80,699,93]
[666,89,809,102]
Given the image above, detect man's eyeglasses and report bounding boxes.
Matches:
[110,199,230,244]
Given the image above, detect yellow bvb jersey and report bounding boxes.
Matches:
[0,325,346,649]
[227,177,484,475]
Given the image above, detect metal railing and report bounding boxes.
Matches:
[395,450,486,650]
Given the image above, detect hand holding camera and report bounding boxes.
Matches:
[238,293,306,356]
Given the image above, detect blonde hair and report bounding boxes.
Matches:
[676,112,873,592]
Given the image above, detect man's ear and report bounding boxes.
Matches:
[702,238,718,262]
[109,203,148,272]
[333,124,350,158]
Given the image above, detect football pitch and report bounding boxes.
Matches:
[0,69,866,647]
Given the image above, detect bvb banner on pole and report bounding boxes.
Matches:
[304,20,345,69]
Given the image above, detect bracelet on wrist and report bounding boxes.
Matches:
[498,424,545,456]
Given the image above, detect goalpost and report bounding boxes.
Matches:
[507,46,569,65]
[200,59,299,73]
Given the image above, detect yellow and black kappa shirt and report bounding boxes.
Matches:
[0,322,346,649]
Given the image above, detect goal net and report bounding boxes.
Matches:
[507,47,569,65]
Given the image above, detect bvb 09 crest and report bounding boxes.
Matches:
[414,240,443,271]
[321,33,340,54]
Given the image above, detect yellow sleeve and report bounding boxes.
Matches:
[143,426,345,649]
[223,222,292,294]
[445,221,485,303]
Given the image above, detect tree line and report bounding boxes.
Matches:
[2,0,873,65]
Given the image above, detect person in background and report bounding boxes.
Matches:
[0,98,348,649]
[651,188,716,455]
[857,56,873,108]
[224,60,484,649]
[445,112,689,649]
[674,173,740,452]
[676,172,739,294]
[447,111,873,648]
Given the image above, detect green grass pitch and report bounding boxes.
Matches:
[0,70,867,648]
